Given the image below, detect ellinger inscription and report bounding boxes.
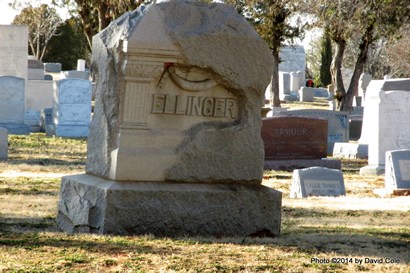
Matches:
[151,94,237,118]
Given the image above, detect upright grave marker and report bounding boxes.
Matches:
[290,167,346,198]
[57,0,281,237]
[360,79,410,175]
[52,79,92,137]
[270,109,349,153]
[0,127,7,160]
[0,25,28,80]
[0,76,30,134]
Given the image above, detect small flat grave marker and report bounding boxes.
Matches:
[290,167,346,198]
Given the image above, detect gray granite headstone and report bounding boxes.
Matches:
[0,127,8,160]
[290,167,346,198]
[385,149,410,189]
[44,63,62,73]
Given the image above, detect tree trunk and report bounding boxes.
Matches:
[270,50,281,107]
[339,25,374,112]
[331,39,346,110]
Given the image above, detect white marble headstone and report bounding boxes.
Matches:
[385,150,410,189]
[360,79,410,175]
[0,25,28,80]
[53,78,92,137]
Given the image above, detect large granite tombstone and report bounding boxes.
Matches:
[262,117,327,160]
[290,167,346,198]
[57,0,281,237]
[360,79,410,175]
[0,76,30,134]
[52,79,92,137]
[0,26,28,80]
[270,109,349,154]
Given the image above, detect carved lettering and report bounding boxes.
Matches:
[151,94,237,119]
[274,128,307,136]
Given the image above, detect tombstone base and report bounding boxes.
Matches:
[57,174,282,237]
[0,123,30,135]
[333,143,368,159]
[360,165,385,176]
[373,188,410,197]
[264,158,341,171]
[54,125,89,138]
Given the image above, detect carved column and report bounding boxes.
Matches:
[121,60,164,130]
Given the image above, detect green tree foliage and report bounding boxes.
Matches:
[225,0,305,107]
[319,32,332,87]
[42,18,89,70]
[12,3,63,61]
[52,0,150,50]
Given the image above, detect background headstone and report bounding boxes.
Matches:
[262,117,327,160]
[0,76,30,134]
[385,149,410,189]
[279,46,306,84]
[360,79,410,175]
[0,127,8,160]
[52,78,92,137]
[299,87,314,102]
[0,25,28,80]
[44,63,62,73]
[290,167,346,198]
[279,71,291,100]
[27,56,44,80]
[270,109,349,153]
[358,72,372,99]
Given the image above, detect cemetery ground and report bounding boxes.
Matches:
[0,100,409,272]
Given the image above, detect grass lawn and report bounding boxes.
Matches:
[0,109,409,272]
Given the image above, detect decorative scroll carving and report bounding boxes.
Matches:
[168,66,218,92]
[123,62,163,81]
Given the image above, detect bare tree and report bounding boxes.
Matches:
[12,3,63,61]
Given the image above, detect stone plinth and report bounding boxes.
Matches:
[333,142,368,159]
[264,159,341,171]
[57,174,282,237]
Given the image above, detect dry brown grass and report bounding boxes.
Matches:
[0,132,409,272]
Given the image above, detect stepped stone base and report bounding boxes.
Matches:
[360,165,385,176]
[264,159,341,171]
[57,174,282,237]
[0,123,30,135]
[373,188,410,197]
